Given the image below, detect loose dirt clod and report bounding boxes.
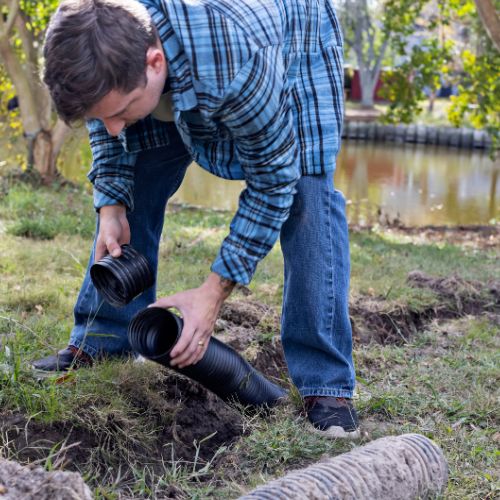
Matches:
[0,458,92,499]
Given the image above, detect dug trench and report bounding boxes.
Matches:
[0,271,498,484]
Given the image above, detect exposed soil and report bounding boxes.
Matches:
[351,224,500,250]
[352,271,499,345]
[216,300,287,381]
[0,301,287,482]
[1,374,243,470]
[1,263,498,493]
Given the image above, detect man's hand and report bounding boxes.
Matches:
[150,273,235,368]
[95,204,130,261]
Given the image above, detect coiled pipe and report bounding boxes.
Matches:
[90,244,154,307]
[238,433,448,499]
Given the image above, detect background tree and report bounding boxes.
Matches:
[473,0,500,50]
[0,0,69,182]
[380,0,499,155]
[336,0,429,108]
[448,1,499,153]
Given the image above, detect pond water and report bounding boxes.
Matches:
[6,133,499,227]
[163,142,498,226]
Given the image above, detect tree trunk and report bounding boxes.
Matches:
[27,120,70,183]
[474,0,500,51]
[0,4,70,181]
[359,71,378,108]
[29,130,53,180]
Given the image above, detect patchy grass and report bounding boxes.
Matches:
[0,181,95,240]
[0,178,498,498]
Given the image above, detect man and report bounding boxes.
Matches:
[36,0,359,438]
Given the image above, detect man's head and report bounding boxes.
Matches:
[43,0,167,135]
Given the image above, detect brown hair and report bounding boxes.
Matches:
[43,0,157,123]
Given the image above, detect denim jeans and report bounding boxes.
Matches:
[70,126,355,398]
[280,174,355,397]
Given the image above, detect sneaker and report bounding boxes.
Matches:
[32,346,94,372]
[304,396,360,439]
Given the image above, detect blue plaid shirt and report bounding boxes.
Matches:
[87,0,344,285]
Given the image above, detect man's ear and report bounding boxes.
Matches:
[146,46,164,74]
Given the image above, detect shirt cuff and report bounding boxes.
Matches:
[210,243,261,286]
[93,189,127,212]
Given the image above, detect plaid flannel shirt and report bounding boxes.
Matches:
[87,0,344,285]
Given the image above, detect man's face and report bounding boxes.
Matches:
[87,44,167,137]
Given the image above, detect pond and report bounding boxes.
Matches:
[132,141,500,226]
[6,133,500,227]
[162,142,498,226]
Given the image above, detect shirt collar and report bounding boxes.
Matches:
[142,0,198,111]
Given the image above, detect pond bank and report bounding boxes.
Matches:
[342,121,493,150]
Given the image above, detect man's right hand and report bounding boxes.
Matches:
[95,204,130,261]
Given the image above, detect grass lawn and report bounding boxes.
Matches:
[0,179,498,499]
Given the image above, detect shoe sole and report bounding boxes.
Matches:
[306,421,361,440]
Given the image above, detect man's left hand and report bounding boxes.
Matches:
[149,272,235,368]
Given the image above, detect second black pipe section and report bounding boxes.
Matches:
[128,307,287,408]
[90,244,154,308]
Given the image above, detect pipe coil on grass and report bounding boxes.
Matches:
[238,433,448,500]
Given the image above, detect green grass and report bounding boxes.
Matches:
[355,318,499,499]
[0,182,95,240]
[0,179,498,498]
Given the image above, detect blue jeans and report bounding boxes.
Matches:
[280,174,355,397]
[70,127,355,398]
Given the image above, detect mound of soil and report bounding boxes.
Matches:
[0,300,289,483]
[1,376,244,471]
[351,271,499,345]
[216,300,287,381]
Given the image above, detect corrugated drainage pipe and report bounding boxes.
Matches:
[238,433,448,500]
[128,307,287,408]
[90,244,154,307]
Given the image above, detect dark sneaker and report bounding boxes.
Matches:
[304,396,360,439]
[32,346,94,372]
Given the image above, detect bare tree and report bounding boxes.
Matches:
[0,0,69,182]
[339,0,390,108]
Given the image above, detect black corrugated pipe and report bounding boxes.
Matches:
[90,244,154,307]
[128,307,287,408]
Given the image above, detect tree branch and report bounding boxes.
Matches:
[0,38,41,135]
[15,11,38,72]
[0,0,20,39]
[373,37,390,79]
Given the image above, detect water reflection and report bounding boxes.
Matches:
[6,132,495,227]
[335,142,498,226]
[172,142,498,226]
